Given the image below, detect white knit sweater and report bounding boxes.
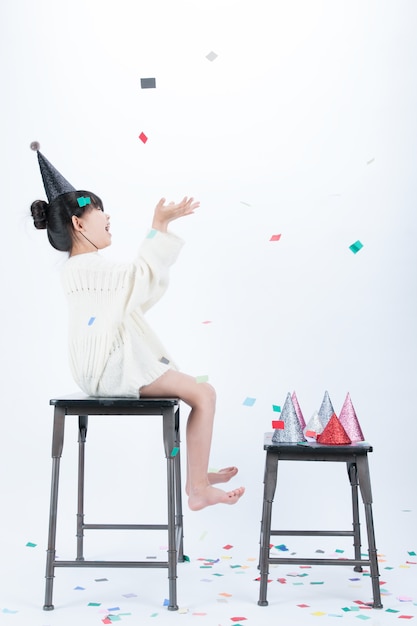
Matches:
[61,229,184,396]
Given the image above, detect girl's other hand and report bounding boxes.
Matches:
[152,196,200,232]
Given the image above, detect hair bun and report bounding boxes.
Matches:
[31,199,48,230]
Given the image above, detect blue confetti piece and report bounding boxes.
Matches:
[108,606,120,611]
[2,609,18,614]
[163,598,169,606]
[74,586,85,590]
[88,317,96,326]
[147,229,158,239]
[243,397,256,407]
[349,240,363,254]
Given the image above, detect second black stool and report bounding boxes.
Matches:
[258,436,382,608]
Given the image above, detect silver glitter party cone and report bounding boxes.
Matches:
[272,392,306,443]
[303,410,324,441]
[291,391,306,430]
[31,142,76,203]
[338,393,365,442]
[318,390,335,428]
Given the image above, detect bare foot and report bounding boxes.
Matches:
[186,466,238,495]
[208,466,238,485]
[188,485,245,511]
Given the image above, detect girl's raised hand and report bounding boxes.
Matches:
[152,196,200,232]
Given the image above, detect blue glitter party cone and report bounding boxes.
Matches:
[272,392,306,443]
[318,390,335,428]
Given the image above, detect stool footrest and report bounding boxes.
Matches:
[268,557,371,567]
[53,560,170,568]
[271,529,355,537]
[83,523,168,531]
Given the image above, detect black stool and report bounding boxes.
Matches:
[258,436,382,608]
[43,395,184,611]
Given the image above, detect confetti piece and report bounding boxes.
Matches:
[163,599,169,606]
[240,201,251,206]
[183,554,190,561]
[270,234,281,241]
[366,158,375,165]
[335,549,344,553]
[178,608,189,614]
[272,405,281,412]
[243,397,256,407]
[2,609,18,614]
[170,447,179,457]
[88,602,101,606]
[26,541,37,547]
[102,619,112,625]
[398,616,414,619]
[231,618,247,622]
[272,420,284,429]
[141,77,156,89]
[310,581,324,585]
[298,604,310,608]
[196,375,209,383]
[147,228,158,239]
[275,544,289,551]
[223,544,233,550]
[311,611,326,616]
[349,240,363,254]
[408,551,417,556]
[139,132,148,143]
[95,578,108,582]
[122,593,137,598]
[202,320,212,324]
[219,592,233,597]
[88,317,96,326]
[355,616,371,620]
[108,606,120,611]
[206,51,218,61]
[398,597,413,602]
[74,586,85,590]
[77,196,91,208]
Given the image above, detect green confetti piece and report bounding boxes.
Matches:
[349,240,364,254]
[183,554,190,562]
[408,551,416,556]
[310,581,324,585]
[88,602,101,606]
[196,374,209,383]
[150,613,159,617]
[26,542,37,548]
[272,405,281,412]
[335,549,344,553]
[170,447,179,457]
[385,609,400,613]
[147,229,158,239]
[355,615,371,620]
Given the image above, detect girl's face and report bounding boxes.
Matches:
[72,205,111,252]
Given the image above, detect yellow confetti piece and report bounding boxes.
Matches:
[311,611,326,616]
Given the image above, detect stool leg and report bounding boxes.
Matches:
[174,405,184,562]
[347,462,363,571]
[44,407,66,611]
[76,415,88,561]
[163,407,179,611]
[356,455,383,609]
[258,451,279,607]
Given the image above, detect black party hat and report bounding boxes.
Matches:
[30,141,76,202]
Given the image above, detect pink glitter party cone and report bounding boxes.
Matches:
[291,391,306,430]
[318,390,335,428]
[303,411,324,441]
[317,413,351,445]
[338,393,365,442]
[272,392,306,443]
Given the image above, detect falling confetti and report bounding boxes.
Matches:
[139,132,148,143]
[349,240,364,254]
[243,397,256,407]
[206,51,218,61]
[140,77,156,88]
[269,234,281,241]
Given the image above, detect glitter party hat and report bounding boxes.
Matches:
[303,410,324,441]
[30,141,76,203]
[338,393,364,442]
[317,413,351,445]
[291,391,306,430]
[318,390,335,428]
[272,392,306,443]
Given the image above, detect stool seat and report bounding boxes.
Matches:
[258,435,382,608]
[43,394,184,611]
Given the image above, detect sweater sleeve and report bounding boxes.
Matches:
[126,229,184,314]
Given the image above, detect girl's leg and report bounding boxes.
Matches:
[140,370,245,511]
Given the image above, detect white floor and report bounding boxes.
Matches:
[1,459,416,626]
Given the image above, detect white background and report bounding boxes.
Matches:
[1,1,416,623]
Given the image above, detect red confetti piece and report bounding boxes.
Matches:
[138,132,148,143]
[297,604,310,608]
[277,578,287,584]
[202,320,212,324]
[231,619,247,622]
[102,620,112,625]
[305,430,316,438]
[223,544,233,550]
[272,420,285,429]
[398,617,414,620]
[270,234,281,241]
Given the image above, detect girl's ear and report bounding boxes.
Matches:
[72,215,83,231]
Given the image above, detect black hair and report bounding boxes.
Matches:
[31,190,103,252]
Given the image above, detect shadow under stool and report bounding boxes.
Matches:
[43,395,184,611]
[258,436,382,609]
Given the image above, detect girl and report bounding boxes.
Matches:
[31,146,244,511]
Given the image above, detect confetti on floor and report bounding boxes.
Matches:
[139,132,148,143]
